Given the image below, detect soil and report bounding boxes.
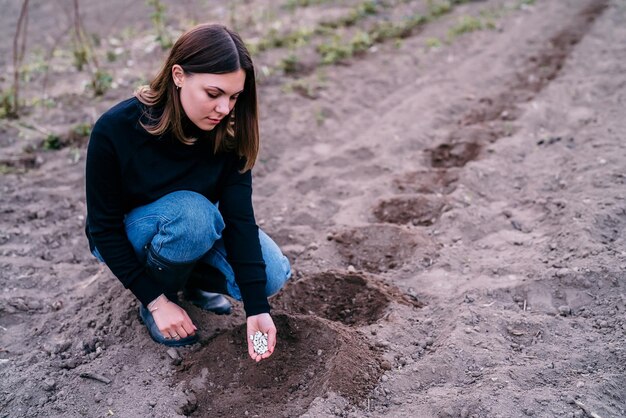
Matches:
[1,0,625,417]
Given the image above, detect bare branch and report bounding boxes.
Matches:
[10,0,30,118]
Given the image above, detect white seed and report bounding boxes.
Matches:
[252,331,269,355]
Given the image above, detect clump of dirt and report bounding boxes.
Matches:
[331,224,435,272]
[272,271,391,326]
[428,141,482,168]
[373,195,447,226]
[392,169,459,195]
[176,314,382,417]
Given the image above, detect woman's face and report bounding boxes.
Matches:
[173,66,246,131]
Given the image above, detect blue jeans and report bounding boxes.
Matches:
[93,190,291,301]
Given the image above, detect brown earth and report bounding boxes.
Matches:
[1,0,625,417]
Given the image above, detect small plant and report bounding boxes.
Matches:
[73,122,92,137]
[448,16,485,39]
[28,96,56,109]
[370,14,426,43]
[16,48,48,84]
[427,0,452,17]
[90,70,113,96]
[250,27,314,55]
[0,89,16,119]
[425,37,442,49]
[284,0,332,10]
[106,50,117,62]
[283,78,318,99]
[320,0,379,29]
[146,0,173,50]
[0,164,14,175]
[350,30,373,55]
[280,53,300,74]
[73,46,89,71]
[317,36,353,64]
[42,134,62,150]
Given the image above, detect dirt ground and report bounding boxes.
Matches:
[1,0,625,417]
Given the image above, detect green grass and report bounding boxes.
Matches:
[42,134,62,150]
[280,53,300,74]
[447,15,493,40]
[90,70,113,96]
[284,0,333,10]
[73,123,92,138]
[319,0,379,29]
[425,37,442,49]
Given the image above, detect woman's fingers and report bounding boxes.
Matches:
[247,331,257,360]
[267,326,277,354]
[181,309,197,332]
[174,325,188,339]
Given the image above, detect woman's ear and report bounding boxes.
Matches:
[171,64,185,88]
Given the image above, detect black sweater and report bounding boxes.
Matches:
[85,97,269,316]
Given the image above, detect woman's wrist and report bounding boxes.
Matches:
[147,293,169,312]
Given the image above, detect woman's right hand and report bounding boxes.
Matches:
[149,296,197,340]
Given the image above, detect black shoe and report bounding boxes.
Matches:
[183,288,232,315]
[184,262,232,315]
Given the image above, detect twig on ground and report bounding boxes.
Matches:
[79,372,111,384]
[10,0,30,117]
[80,265,106,289]
[573,399,602,418]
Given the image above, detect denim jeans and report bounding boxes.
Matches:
[92,190,291,301]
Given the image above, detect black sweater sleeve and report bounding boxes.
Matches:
[85,116,164,306]
[219,160,270,316]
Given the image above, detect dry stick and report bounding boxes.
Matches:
[79,372,111,384]
[11,0,30,117]
[79,265,107,289]
[41,25,73,102]
[573,399,602,418]
[72,0,100,71]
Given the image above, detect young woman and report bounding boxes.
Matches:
[85,24,290,362]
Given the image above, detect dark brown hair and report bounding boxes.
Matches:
[135,24,259,171]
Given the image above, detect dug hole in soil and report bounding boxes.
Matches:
[1,0,626,417]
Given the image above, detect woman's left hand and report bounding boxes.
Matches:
[246,313,276,362]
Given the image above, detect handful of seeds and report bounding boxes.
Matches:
[250,331,269,355]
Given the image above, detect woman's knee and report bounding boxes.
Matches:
[172,191,224,241]
[259,230,291,297]
[129,191,225,263]
[161,191,224,260]
[265,254,291,297]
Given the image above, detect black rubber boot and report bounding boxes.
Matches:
[145,246,196,295]
[183,263,232,315]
